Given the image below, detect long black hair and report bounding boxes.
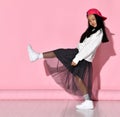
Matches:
[80,14,109,43]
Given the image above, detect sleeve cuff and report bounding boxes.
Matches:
[72,58,79,64]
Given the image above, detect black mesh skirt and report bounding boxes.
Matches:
[44,48,93,97]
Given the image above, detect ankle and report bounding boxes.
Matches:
[83,94,90,100]
[38,53,43,59]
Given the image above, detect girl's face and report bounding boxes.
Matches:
[88,14,97,28]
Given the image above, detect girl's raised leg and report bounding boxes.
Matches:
[27,45,56,62]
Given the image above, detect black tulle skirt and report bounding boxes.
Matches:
[44,48,93,97]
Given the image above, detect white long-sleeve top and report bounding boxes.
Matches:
[73,28,103,64]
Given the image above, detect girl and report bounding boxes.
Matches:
[27,8,109,109]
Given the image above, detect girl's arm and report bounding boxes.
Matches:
[72,29,103,64]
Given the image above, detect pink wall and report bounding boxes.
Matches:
[0,0,120,100]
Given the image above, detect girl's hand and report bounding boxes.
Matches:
[71,61,77,66]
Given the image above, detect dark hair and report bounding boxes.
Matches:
[80,14,109,43]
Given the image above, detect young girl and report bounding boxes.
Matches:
[27,8,109,109]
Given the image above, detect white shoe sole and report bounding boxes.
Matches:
[76,100,94,110]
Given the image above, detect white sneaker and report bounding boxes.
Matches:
[27,45,39,62]
[76,100,94,110]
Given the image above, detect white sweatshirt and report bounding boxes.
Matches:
[73,28,103,64]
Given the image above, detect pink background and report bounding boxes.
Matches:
[0,0,120,100]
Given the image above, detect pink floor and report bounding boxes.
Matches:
[0,100,120,117]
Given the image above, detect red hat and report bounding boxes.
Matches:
[87,8,107,20]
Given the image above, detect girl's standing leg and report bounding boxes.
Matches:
[74,76,94,109]
[75,76,88,97]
